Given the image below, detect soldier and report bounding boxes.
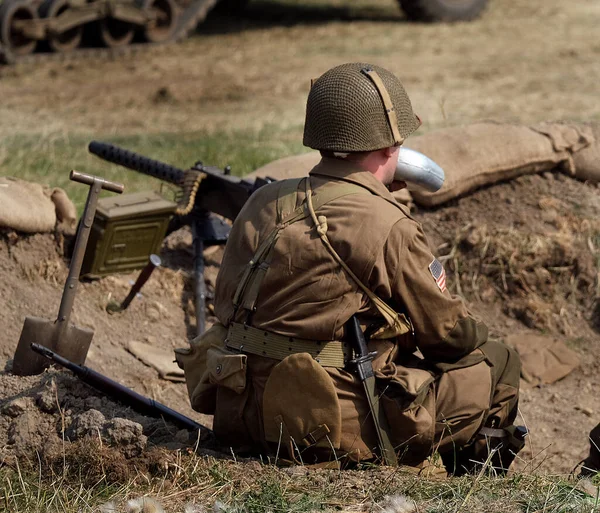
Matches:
[181,62,524,474]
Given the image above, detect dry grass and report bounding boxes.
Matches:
[0,0,599,511]
[1,446,599,513]
[1,0,598,208]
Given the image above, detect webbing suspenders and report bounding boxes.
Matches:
[304,178,412,339]
[232,178,366,315]
[233,177,412,337]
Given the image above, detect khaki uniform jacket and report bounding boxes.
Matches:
[213,157,489,460]
[215,157,487,362]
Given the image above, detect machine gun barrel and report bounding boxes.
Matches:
[89,141,186,186]
[89,140,273,222]
[30,343,207,433]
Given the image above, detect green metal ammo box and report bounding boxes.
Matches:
[81,191,177,278]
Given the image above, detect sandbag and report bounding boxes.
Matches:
[0,177,56,233]
[533,121,599,183]
[50,187,78,234]
[247,152,321,181]
[249,151,413,206]
[404,122,585,207]
[504,333,580,385]
[127,340,185,382]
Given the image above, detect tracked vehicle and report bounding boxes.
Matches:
[0,0,218,62]
[0,0,488,63]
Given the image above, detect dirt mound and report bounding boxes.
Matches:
[0,369,219,483]
[0,224,219,469]
[416,171,600,338]
[0,171,599,477]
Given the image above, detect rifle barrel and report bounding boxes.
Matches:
[30,343,205,433]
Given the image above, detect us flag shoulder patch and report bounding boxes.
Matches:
[429,258,447,293]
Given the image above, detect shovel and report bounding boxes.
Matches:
[12,170,124,376]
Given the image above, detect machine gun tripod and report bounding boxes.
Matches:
[88,141,274,336]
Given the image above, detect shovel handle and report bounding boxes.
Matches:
[57,170,124,330]
[70,170,124,194]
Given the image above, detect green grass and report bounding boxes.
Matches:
[0,127,307,213]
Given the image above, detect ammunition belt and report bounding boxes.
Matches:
[225,322,352,368]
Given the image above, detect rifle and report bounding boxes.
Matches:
[88,141,275,336]
[31,343,211,435]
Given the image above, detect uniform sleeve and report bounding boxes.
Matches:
[383,218,488,363]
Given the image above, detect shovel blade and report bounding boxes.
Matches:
[12,316,94,376]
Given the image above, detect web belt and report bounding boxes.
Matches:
[225,322,352,368]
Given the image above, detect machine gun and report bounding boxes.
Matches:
[88,141,274,335]
[88,141,273,222]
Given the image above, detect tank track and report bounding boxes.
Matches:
[0,0,218,65]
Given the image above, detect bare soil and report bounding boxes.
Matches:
[415,171,600,475]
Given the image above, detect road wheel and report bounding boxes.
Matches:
[398,0,489,22]
[142,0,177,43]
[39,0,82,52]
[0,0,38,56]
[98,17,134,47]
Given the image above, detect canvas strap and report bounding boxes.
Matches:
[361,67,403,145]
[304,178,412,339]
[232,178,367,314]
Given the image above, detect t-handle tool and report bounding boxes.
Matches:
[12,171,124,376]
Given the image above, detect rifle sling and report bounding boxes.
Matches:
[233,176,411,338]
[304,178,411,339]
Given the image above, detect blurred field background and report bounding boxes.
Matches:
[1,0,599,209]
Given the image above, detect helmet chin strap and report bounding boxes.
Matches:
[360,67,404,146]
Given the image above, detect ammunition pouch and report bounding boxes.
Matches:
[174,322,231,414]
[375,358,436,465]
[206,346,247,394]
[262,353,342,461]
[375,352,489,466]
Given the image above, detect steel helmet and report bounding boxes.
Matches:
[303,62,421,152]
